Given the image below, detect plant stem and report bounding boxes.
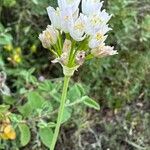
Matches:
[50,76,70,150]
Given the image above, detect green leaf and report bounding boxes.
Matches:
[0,105,10,113]
[32,0,38,4]
[82,96,100,110]
[68,84,82,102]
[3,0,16,7]
[0,56,4,68]
[0,33,13,45]
[28,68,36,74]
[38,121,56,128]
[50,89,61,102]
[86,54,94,60]
[18,103,32,118]
[18,124,31,147]
[19,92,53,117]
[39,127,53,149]
[9,114,22,123]
[47,122,56,128]
[76,83,86,95]
[0,144,5,149]
[2,95,15,105]
[42,101,53,112]
[0,23,5,32]
[38,80,53,92]
[61,108,71,123]
[27,91,44,109]
[30,0,56,15]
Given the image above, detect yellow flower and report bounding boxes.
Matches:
[4,44,13,52]
[13,54,21,63]
[15,47,21,54]
[0,118,16,140]
[4,125,16,140]
[30,44,37,53]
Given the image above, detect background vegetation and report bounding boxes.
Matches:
[0,0,150,149]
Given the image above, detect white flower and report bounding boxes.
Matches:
[91,44,118,57]
[47,7,61,29]
[42,0,117,68]
[69,14,86,41]
[84,10,112,35]
[59,8,75,33]
[39,25,59,48]
[47,5,79,33]
[99,9,112,24]
[82,0,103,16]
[58,0,81,13]
[89,24,111,48]
[89,35,107,48]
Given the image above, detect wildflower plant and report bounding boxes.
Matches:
[0,115,16,140]
[39,0,118,149]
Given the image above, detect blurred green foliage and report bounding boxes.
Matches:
[0,0,150,149]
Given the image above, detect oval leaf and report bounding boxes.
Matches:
[83,96,100,110]
[27,91,44,109]
[39,127,53,148]
[18,124,31,147]
[61,108,71,123]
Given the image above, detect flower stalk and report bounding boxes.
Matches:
[39,0,118,149]
[50,75,70,150]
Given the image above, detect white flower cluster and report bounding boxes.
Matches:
[39,0,118,71]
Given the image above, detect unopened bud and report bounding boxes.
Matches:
[62,39,72,53]
[91,44,118,58]
[75,51,85,65]
[39,25,58,49]
[51,52,68,65]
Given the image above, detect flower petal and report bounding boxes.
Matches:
[47,6,61,29]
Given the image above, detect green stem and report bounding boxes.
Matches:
[50,76,70,150]
[68,40,76,67]
[49,48,59,57]
[58,31,63,51]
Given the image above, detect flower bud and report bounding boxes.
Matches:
[91,44,118,58]
[39,25,58,49]
[62,39,71,64]
[62,39,72,53]
[75,51,85,65]
[59,52,69,65]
